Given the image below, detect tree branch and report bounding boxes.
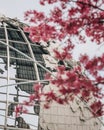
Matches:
[71,0,104,11]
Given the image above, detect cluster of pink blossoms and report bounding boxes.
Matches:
[16,0,104,117]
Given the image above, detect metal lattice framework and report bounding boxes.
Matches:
[0,15,49,130]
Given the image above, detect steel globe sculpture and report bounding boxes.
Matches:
[0,15,48,130]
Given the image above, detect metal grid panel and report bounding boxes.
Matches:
[34,54,44,62]
[7,29,25,42]
[24,32,33,43]
[0,28,5,39]
[10,42,29,52]
[16,65,37,80]
[32,46,44,54]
